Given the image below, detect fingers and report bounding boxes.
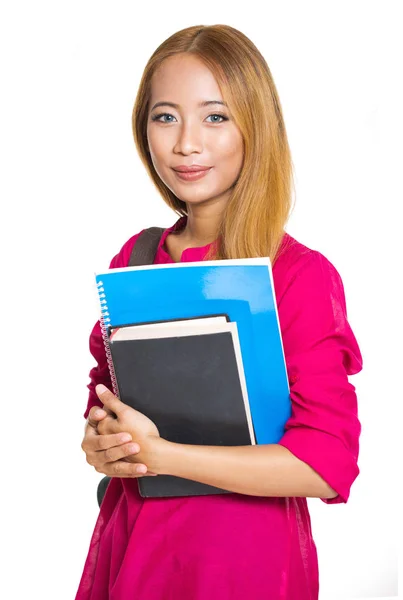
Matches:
[82,431,133,453]
[84,437,158,477]
[120,456,158,476]
[82,399,158,478]
[86,405,108,430]
[101,442,141,464]
[94,460,152,478]
[96,384,126,416]
[97,414,119,436]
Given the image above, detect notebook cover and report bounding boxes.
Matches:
[96,260,290,446]
[109,330,253,497]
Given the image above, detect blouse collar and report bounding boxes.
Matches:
[157,215,216,263]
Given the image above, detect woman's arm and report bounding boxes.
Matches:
[147,251,359,502]
[151,437,338,499]
[96,384,336,497]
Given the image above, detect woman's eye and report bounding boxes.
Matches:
[152,113,227,124]
[153,113,176,123]
[206,114,227,123]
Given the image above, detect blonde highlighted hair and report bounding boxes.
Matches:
[132,24,295,265]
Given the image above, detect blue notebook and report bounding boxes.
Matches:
[95,257,290,446]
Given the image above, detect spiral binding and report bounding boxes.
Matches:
[96,280,120,398]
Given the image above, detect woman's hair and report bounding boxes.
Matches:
[132,24,295,265]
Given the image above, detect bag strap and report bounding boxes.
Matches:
[128,227,166,266]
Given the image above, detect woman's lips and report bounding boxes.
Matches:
[172,167,212,181]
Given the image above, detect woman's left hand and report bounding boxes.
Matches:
[95,384,162,477]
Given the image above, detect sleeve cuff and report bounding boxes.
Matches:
[278,427,359,504]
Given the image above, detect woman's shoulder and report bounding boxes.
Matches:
[108,229,148,269]
[274,232,344,302]
[274,231,316,277]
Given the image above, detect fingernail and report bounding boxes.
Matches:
[94,410,104,417]
[96,384,108,394]
[136,465,147,474]
[120,434,132,443]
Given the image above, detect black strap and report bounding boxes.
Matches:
[96,226,166,508]
[97,475,112,508]
[128,227,166,266]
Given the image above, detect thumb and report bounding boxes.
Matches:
[96,384,126,416]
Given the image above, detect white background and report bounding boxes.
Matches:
[1,1,401,599]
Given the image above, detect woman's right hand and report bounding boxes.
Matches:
[81,405,144,473]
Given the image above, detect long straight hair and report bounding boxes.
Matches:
[132,24,295,266]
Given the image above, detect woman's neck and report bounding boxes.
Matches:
[178,211,222,246]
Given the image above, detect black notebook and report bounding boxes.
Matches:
[108,316,255,498]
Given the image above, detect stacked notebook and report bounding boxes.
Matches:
[95,258,290,498]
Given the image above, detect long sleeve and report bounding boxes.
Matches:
[276,250,363,504]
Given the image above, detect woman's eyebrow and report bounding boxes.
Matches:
[150,100,227,111]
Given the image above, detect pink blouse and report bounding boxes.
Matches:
[75,216,362,600]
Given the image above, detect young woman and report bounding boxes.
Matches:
[76,24,362,600]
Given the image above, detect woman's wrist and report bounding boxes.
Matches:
[148,436,173,475]
[124,435,173,474]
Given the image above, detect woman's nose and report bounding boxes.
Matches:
[174,121,203,154]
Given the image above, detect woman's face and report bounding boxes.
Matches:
[146,53,244,209]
